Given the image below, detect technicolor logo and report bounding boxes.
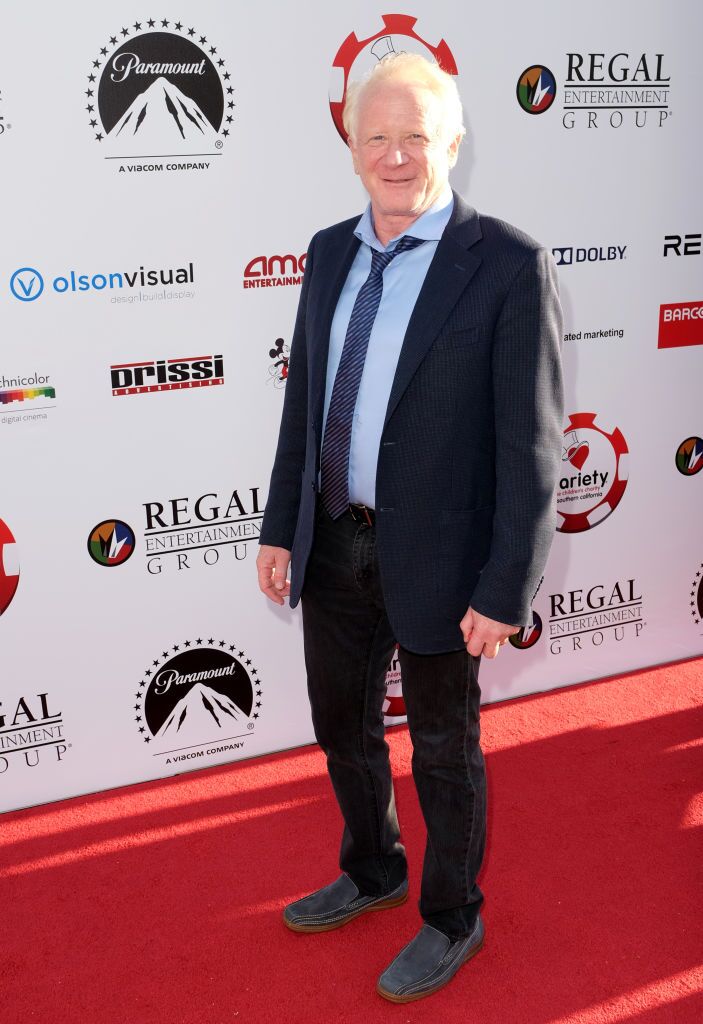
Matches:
[0,519,19,615]
[110,354,223,396]
[243,252,306,289]
[676,437,703,476]
[383,646,407,725]
[516,65,556,113]
[691,564,703,627]
[0,386,55,406]
[509,611,543,650]
[557,413,629,533]
[88,520,136,567]
[87,19,232,171]
[658,302,703,349]
[135,639,262,764]
[330,14,458,142]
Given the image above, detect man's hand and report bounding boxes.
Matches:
[460,606,520,659]
[257,545,291,606]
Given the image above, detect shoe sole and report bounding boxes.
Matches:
[284,889,408,934]
[375,934,484,1003]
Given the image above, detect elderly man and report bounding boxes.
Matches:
[257,53,563,1002]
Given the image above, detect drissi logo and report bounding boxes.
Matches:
[330,14,457,142]
[110,354,222,396]
[87,19,233,172]
[675,437,703,477]
[135,639,262,763]
[88,520,136,566]
[549,579,644,655]
[0,518,19,615]
[557,413,629,533]
[0,692,69,775]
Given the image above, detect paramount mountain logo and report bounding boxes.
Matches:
[136,640,263,763]
[87,19,233,172]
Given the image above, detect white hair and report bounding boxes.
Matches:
[342,52,466,147]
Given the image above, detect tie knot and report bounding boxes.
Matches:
[370,235,424,276]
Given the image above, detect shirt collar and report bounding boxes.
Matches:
[354,184,454,252]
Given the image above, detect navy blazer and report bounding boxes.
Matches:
[259,191,564,654]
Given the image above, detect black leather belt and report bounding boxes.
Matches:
[348,503,376,527]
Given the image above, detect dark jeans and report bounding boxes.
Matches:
[301,503,486,939]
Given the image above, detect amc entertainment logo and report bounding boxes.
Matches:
[243,252,306,289]
[110,354,224,396]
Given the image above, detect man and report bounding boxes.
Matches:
[257,52,563,1003]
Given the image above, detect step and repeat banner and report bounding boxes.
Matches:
[1,1,701,813]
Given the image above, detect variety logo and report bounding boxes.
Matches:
[516,65,556,113]
[676,437,703,477]
[519,52,672,129]
[135,639,262,763]
[509,611,543,650]
[142,487,263,574]
[663,234,701,257]
[552,245,626,267]
[87,19,232,172]
[0,372,56,426]
[557,413,629,533]
[0,519,19,615]
[658,301,703,349]
[243,253,306,289]
[88,520,136,566]
[267,338,289,389]
[330,14,457,142]
[0,691,69,775]
[10,262,195,303]
[383,646,407,724]
[691,564,703,627]
[549,579,644,655]
[110,353,222,396]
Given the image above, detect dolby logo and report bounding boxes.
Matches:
[110,354,223,396]
[552,245,627,267]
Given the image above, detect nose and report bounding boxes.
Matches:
[382,145,409,167]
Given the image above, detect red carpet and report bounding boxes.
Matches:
[3,659,702,1024]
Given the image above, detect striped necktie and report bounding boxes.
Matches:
[320,234,425,520]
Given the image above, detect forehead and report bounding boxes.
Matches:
[356,80,441,128]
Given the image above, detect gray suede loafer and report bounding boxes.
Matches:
[283,874,408,933]
[377,915,484,1003]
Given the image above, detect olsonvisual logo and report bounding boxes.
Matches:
[243,253,306,289]
[557,413,629,533]
[676,437,703,476]
[330,14,457,142]
[0,519,19,615]
[110,354,222,396]
[552,245,626,266]
[549,579,644,655]
[87,19,232,172]
[516,66,556,113]
[9,262,194,301]
[87,520,136,566]
[663,234,701,257]
[519,52,672,129]
[135,639,262,764]
[0,692,69,775]
[142,487,263,575]
[658,302,703,349]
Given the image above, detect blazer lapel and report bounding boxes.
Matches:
[383,193,483,429]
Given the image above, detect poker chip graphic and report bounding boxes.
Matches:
[509,611,543,650]
[383,646,407,723]
[329,14,458,141]
[0,518,20,615]
[88,519,135,566]
[557,413,629,534]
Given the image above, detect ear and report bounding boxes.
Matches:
[447,132,462,170]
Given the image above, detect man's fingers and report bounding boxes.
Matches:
[256,546,291,606]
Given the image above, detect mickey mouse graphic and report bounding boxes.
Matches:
[268,337,290,389]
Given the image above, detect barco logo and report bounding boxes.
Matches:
[110,355,224,396]
[658,302,703,349]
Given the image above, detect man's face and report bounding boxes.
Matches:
[349,79,459,223]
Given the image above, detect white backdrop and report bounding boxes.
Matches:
[1,1,701,813]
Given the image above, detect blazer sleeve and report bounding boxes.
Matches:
[258,234,317,550]
[469,246,564,626]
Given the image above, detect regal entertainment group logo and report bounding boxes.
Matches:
[548,579,645,655]
[518,51,672,129]
[86,19,233,173]
[0,691,70,775]
[110,353,223,396]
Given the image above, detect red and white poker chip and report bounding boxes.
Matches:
[0,518,20,615]
[329,14,458,141]
[557,413,629,534]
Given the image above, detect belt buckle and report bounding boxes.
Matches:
[350,503,374,527]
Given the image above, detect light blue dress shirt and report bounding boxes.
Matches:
[321,185,454,508]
